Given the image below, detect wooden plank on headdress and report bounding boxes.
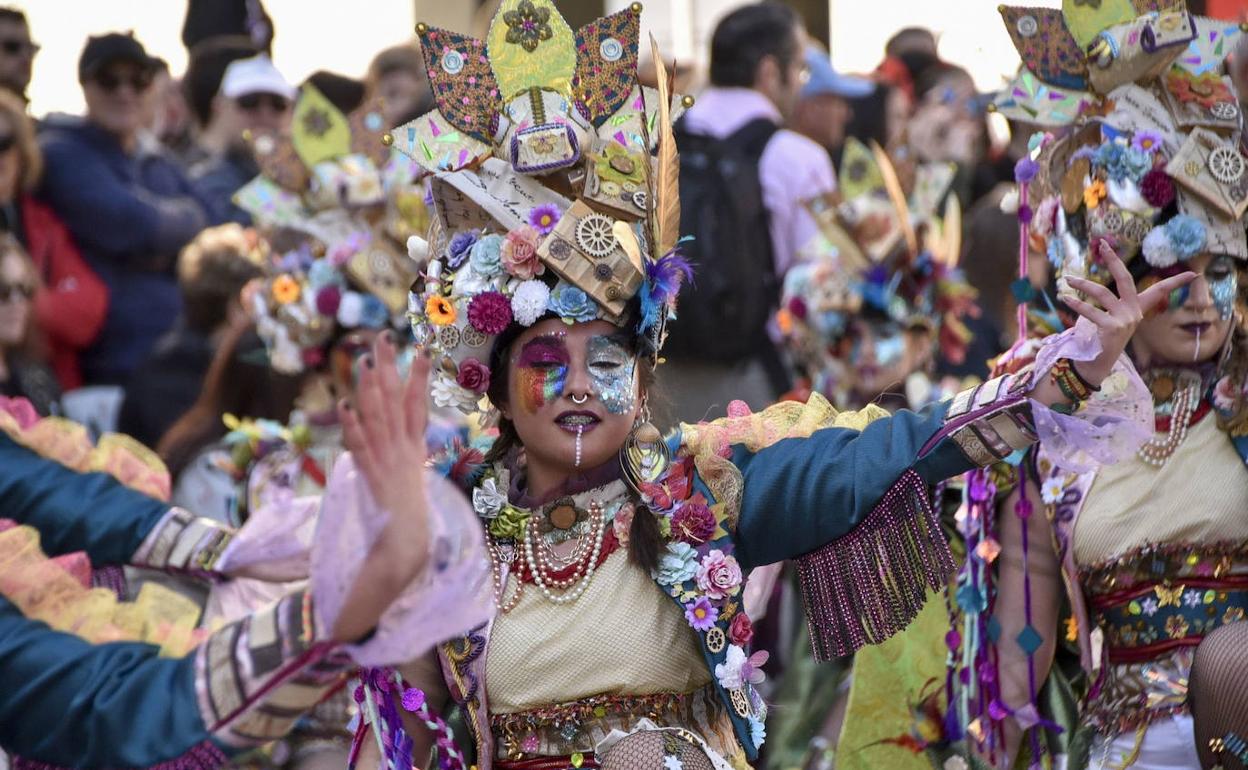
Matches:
[870,140,918,257]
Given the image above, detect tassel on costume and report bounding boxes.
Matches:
[796,470,954,661]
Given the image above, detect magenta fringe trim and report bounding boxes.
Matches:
[12,740,228,770]
[796,470,955,661]
[91,565,127,599]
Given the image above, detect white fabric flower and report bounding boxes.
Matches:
[511,279,551,326]
[453,264,493,297]
[337,291,364,327]
[1142,225,1178,268]
[472,478,508,519]
[714,645,748,690]
[430,371,480,413]
[268,325,303,375]
[663,757,683,770]
[998,188,1019,214]
[1040,477,1066,504]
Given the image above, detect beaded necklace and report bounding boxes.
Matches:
[1137,370,1203,467]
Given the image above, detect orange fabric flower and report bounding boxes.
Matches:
[426,295,457,326]
[271,275,301,305]
[1083,179,1107,209]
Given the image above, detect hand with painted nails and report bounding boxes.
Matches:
[1059,241,1197,389]
[328,332,435,642]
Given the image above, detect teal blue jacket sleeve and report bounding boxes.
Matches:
[0,595,216,767]
[0,432,168,564]
[733,401,971,569]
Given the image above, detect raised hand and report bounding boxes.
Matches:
[328,332,434,642]
[1062,241,1196,387]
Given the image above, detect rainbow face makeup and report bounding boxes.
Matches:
[587,335,637,415]
[515,334,569,414]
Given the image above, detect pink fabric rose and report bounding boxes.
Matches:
[671,500,716,545]
[696,549,742,600]
[729,612,754,646]
[501,225,545,280]
[613,503,635,547]
[456,358,491,394]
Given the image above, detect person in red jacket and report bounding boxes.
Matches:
[0,88,107,391]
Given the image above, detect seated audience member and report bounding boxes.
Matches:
[0,235,58,415]
[118,224,261,448]
[0,90,106,392]
[191,54,293,225]
[38,32,212,386]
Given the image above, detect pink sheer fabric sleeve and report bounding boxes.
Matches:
[311,453,494,666]
[1027,317,1152,472]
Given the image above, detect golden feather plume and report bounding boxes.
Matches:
[870,139,917,257]
[650,34,680,258]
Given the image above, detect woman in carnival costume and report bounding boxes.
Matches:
[0,341,493,769]
[353,2,1191,769]
[941,3,1248,768]
[777,137,977,412]
[186,83,462,769]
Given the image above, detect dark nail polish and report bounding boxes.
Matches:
[365,356,375,369]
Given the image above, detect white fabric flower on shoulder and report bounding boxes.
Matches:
[472,478,508,519]
[430,371,480,413]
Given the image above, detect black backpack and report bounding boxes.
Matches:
[665,116,780,364]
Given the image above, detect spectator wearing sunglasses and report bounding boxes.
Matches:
[0,234,59,416]
[0,90,106,393]
[0,7,36,103]
[38,32,212,388]
[191,54,293,226]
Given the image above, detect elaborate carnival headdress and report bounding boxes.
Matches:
[234,84,427,373]
[391,0,691,421]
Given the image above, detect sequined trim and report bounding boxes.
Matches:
[938,373,1037,467]
[1079,540,1248,596]
[10,742,228,770]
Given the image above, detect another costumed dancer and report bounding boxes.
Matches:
[941,4,1248,769]
[351,2,1191,769]
[0,341,493,769]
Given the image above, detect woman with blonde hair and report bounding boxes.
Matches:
[0,233,58,415]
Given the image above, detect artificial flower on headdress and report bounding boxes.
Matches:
[395,1,693,417]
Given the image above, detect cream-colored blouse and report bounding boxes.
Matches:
[1074,413,1248,567]
[486,547,713,714]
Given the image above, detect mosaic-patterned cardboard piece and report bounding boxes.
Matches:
[1062,0,1137,49]
[487,0,577,100]
[387,112,492,174]
[1084,14,1191,94]
[348,100,393,169]
[292,84,353,170]
[248,130,309,193]
[999,6,1088,90]
[573,6,641,127]
[417,24,501,144]
[1174,17,1245,76]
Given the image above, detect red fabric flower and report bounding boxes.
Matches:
[672,500,717,545]
[1140,170,1175,209]
[456,358,491,394]
[467,291,513,335]
[315,285,342,316]
[729,612,755,646]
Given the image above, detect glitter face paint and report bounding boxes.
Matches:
[1207,257,1238,322]
[515,334,569,414]
[587,335,637,415]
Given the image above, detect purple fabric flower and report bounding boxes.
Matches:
[467,291,513,334]
[671,501,716,545]
[315,285,342,316]
[1013,157,1039,184]
[684,596,719,631]
[528,203,562,235]
[446,229,480,270]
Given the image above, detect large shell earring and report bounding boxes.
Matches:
[620,399,670,495]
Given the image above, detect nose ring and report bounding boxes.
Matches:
[570,393,589,405]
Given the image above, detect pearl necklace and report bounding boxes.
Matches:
[1138,383,1199,466]
[488,540,524,613]
[522,500,606,605]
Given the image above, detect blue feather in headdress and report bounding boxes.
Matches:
[639,245,694,334]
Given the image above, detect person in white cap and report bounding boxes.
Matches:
[190,54,293,225]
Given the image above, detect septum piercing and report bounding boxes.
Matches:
[570,393,589,405]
